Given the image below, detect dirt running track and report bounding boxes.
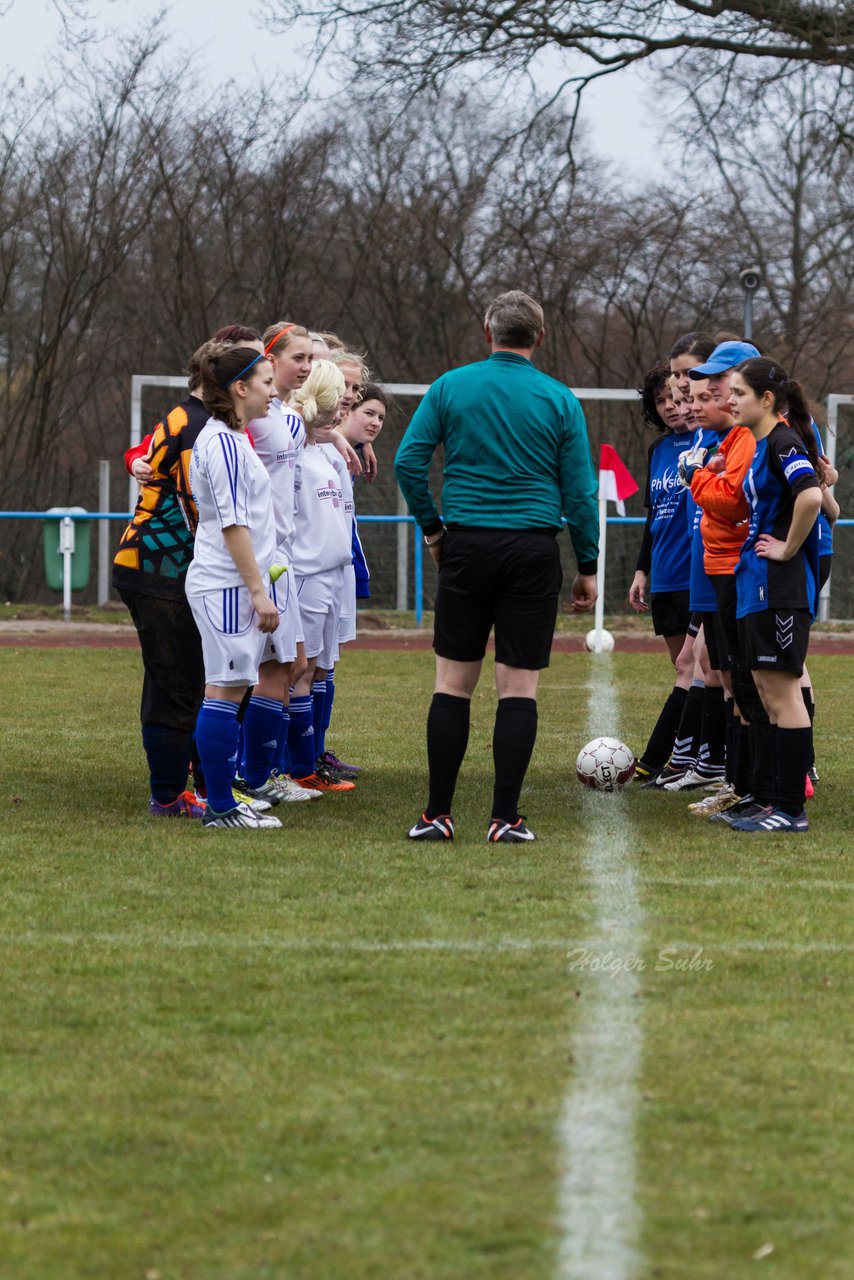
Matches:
[3,622,854,655]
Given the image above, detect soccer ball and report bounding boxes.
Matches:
[576,737,636,791]
[584,628,615,652]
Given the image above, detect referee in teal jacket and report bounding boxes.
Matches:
[395,290,599,844]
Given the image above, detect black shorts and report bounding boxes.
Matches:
[687,611,702,638]
[707,575,740,671]
[433,526,563,669]
[739,609,811,678]
[118,587,206,732]
[650,590,690,638]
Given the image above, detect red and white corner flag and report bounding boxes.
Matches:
[598,443,638,516]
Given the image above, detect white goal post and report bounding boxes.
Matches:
[129,376,848,619]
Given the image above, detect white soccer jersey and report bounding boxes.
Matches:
[291,440,352,577]
[185,418,276,596]
[334,442,356,539]
[248,397,305,563]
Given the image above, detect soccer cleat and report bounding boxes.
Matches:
[729,806,809,833]
[316,755,358,782]
[233,776,282,806]
[807,764,819,786]
[663,767,713,793]
[291,769,355,793]
[487,817,536,843]
[709,795,766,825]
[149,790,206,819]
[320,749,361,777]
[804,773,814,800]
[687,784,740,817]
[269,771,322,802]
[202,801,282,830]
[408,813,455,841]
[231,783,273,813]
[632,763,656,784]
[653,763,691,788]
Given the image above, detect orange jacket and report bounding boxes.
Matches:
[690,426,755,573]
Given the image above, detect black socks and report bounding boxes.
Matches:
[492,697,538,823]
[640,685,687,772]
[425,693,471,818]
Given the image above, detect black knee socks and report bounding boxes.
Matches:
[640,685,688,772]
[425,693,471,818]
[491,697,538,823]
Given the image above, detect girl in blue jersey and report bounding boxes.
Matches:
[726,358,823,833]
[629,362,696,779]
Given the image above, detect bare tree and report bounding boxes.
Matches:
[264,1,854,131]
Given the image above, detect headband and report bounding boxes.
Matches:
[223,352,265,387]
[264,325,297,356]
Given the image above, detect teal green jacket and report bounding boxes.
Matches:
[394,351,599,572]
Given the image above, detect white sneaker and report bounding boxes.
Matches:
[203,801,282,830]
[270,772,322,802]
[663,767,713,792]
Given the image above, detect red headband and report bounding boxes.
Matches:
[264,325,297,356]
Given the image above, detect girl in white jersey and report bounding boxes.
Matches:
[185,344,283,831]
[284,361,358,793]
[238,323,361,803]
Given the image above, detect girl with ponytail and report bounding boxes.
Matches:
[722,357,823,833]
[183,344,284,830]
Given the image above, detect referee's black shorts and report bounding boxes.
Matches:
[433,526,563,670]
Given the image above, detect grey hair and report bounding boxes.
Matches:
[484,291,544,348]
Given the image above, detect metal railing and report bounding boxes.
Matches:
[3,509,850,626]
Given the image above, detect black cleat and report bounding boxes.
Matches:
[408,813,454,841]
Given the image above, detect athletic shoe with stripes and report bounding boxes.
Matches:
[270,772,322,802]
[708,795,765,825]
[408,813,454,841]
[149,790,206,819]
[487,817,536,843]
[231,784,273,812]
[233,776,282,806]
[291,769,355,793]
[729,806,808,833]
[202,801,282,830]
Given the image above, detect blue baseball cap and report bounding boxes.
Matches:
[688,340,760,378]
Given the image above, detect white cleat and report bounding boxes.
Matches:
[203,801,282,830]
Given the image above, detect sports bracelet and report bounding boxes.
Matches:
[424,528,446,546]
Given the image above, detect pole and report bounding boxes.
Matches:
[743,291,753,341]
[97,461,110,605]
[396,488,408,613]
[414,529,423,627]
[592,494,607,653]
[60,516,74,622]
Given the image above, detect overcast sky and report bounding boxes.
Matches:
[1,0,664,172]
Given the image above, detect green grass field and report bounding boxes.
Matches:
[1,646,852,1279]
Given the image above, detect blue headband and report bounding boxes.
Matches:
[223,352,265,387]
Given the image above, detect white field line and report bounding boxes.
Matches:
[556,663,644,1280]
[0,935,850,955]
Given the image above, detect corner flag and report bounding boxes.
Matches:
[599,444,638,516]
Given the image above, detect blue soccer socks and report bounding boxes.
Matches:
[194,699,240,814]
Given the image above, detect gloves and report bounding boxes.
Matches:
[677,447,708,488]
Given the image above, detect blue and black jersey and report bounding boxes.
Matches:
[735,423,821,619]
[643,431,694,593]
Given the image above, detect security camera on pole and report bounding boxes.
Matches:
[739,265,762,339]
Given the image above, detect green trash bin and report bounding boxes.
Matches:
[43,507,91,591]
